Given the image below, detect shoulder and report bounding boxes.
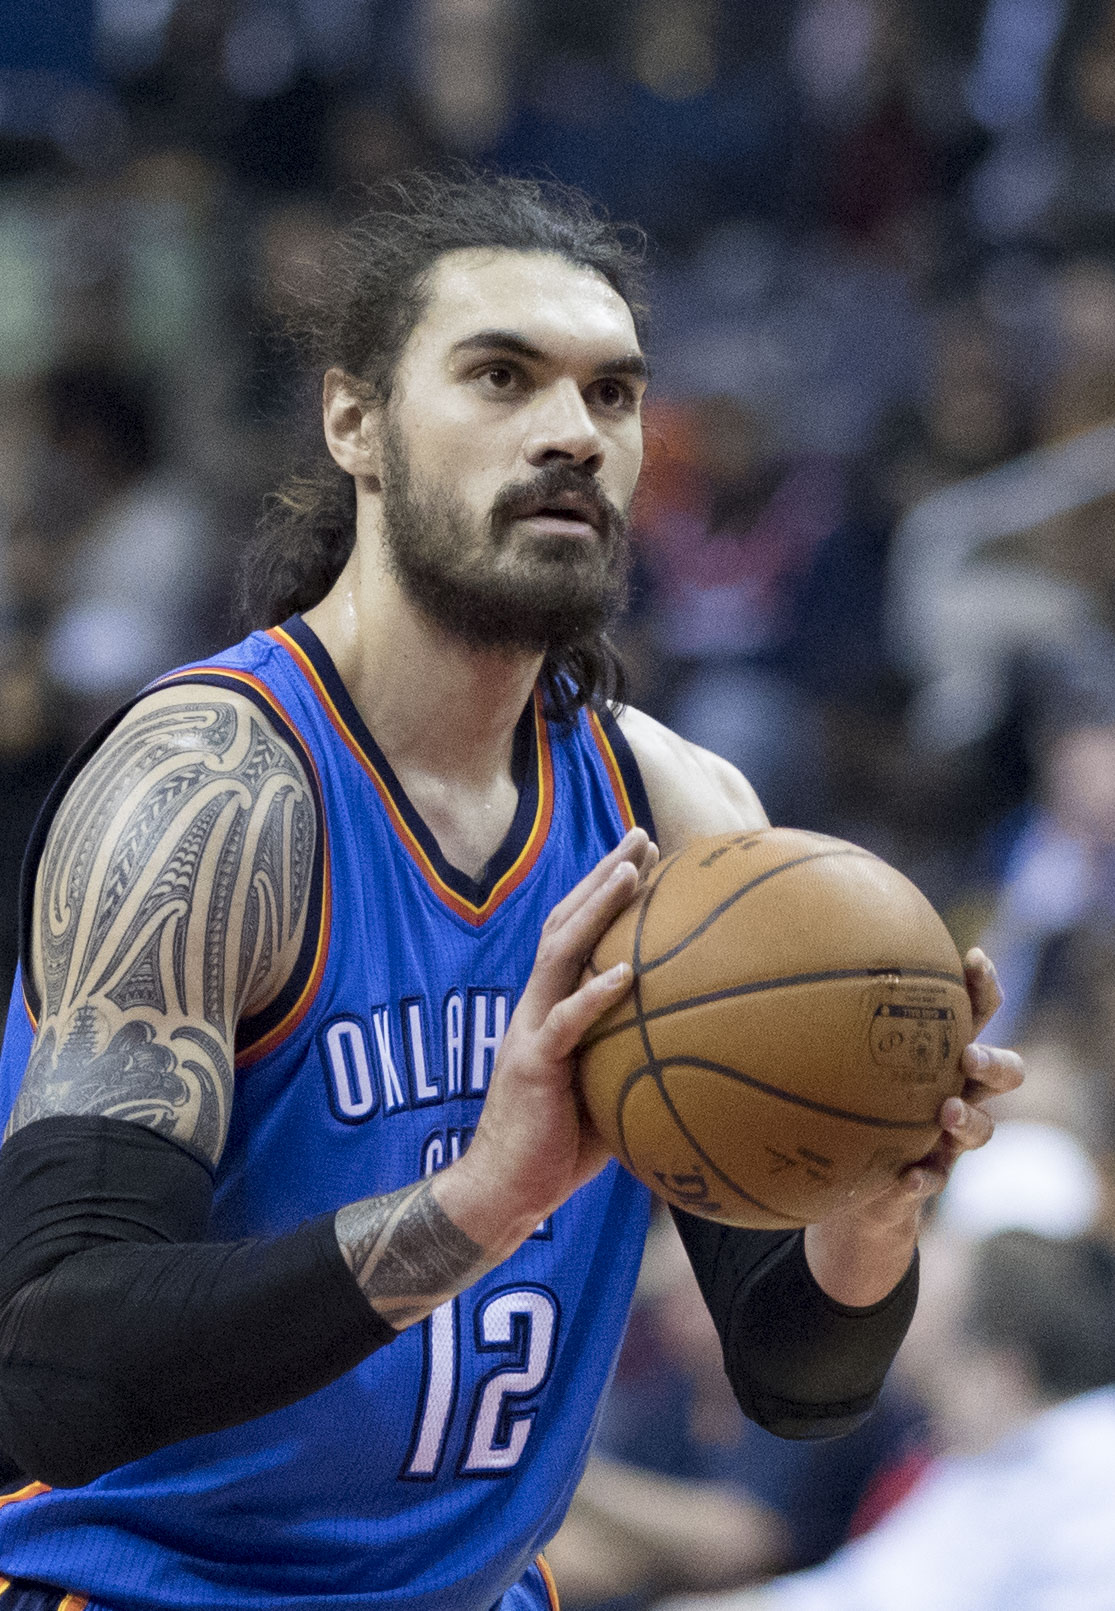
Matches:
[32,681,319,1018]
[90,680,314,788]
[614,706,769,856]
[16,679,322,1163]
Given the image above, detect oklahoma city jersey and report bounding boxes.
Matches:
[0,616,655,1611]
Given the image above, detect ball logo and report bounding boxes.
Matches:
[653,1168,722,1214]
[869,1000,956,1082]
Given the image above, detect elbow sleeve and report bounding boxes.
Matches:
[672,1209,918,1440]
[0,1116,396,1488]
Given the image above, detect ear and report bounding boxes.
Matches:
[323,367,382,484]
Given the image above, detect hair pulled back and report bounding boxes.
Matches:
[238,169,648,718]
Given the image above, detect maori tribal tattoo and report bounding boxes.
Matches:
[10,691,318,1167]
[335,1180,487,1329]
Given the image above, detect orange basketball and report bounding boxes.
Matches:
[578,828,971,1228]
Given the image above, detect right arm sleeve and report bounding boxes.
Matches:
[0,1115,397,1489]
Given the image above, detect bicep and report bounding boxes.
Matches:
[10,689,318,1169]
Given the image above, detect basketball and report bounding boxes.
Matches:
[578,828,971,1229]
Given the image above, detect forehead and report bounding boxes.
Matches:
[411,248,641,361]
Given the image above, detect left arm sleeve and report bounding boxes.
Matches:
[671,1209,918,1440]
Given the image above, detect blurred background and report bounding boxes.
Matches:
[5,1,1115,1605]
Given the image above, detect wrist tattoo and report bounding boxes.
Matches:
[336,1182,486,1328]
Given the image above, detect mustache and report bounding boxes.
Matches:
[490,465,625,540]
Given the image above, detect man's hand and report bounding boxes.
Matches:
[803,948,1023,1307]
[436,827,659,1259]
[338,829,657,1331]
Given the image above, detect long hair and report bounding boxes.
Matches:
[238,169,648,719]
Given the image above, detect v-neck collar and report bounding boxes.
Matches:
[269,616,555,926]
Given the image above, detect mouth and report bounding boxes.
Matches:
[511,491,603,540]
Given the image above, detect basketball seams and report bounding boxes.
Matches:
[613,1060,800,1224]
[638,848,879,974]
[630,853,681,1068]
[645,1055,942,1130]
[582,965,965,1050]
[623,864,671,1180]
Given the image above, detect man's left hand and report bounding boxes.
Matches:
[803,947,1023,1306]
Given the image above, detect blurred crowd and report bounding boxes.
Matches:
[5,0,1115,1605]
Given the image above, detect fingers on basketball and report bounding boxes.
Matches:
[577,829,971,1229]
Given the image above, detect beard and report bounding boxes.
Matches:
[378,419,632,655]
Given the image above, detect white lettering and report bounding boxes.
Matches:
[470,992,508,1094]
[445,992,464,1096]
[325,1020,377,1119]
[406,999,439,1102]
[371,1008,407,1112]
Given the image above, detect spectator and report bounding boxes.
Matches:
[32,363,215,741]
[978,642,1115,1056]
[634,396,846,826]
[652,1229,1115,1611]
[547,1211,928,1608]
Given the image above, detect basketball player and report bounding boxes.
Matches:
[0,174,1020,1611]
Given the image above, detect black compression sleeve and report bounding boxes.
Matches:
[0,1116,396,1488]
[671,1208,918,1440]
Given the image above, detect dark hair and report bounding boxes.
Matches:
[238,168,648,718]
[965,1231,1115,1400]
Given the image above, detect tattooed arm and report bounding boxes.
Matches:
[0,686,662,1483]
[10,685,316,1168]
[7,686,658,1338]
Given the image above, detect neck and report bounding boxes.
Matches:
[303,525,543,791]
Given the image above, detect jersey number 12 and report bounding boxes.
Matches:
[402,1285,559,1479]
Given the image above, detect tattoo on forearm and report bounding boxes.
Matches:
[10,696,316,1166]
[336,1182,486,1328]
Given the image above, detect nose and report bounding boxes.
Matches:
[524,380,604,473]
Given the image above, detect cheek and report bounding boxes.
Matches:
[457,469,511,523]
[609,432,644,508]
[609,467,641,520]
[411,417,518,500]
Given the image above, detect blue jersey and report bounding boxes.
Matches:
[0,617,655,1611]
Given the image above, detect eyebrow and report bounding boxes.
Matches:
[449,329,651,385]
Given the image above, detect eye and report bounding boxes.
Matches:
[476,362,524,395]
[590,377,638,412]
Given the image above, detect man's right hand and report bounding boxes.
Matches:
[336,828,657,1328]
[444,826,658,1244]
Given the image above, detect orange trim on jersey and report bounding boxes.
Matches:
[535,1554,560,1611]
[149,665,332,1066]
[235,867,332,1069]
[0,1481,49,1510]
[0,1486,47,1600]
[269,626,555,926]
[586,709,636,832]
[0,1580,88,1610]
[21,979,37,1035]
[0,1490,83,1607]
